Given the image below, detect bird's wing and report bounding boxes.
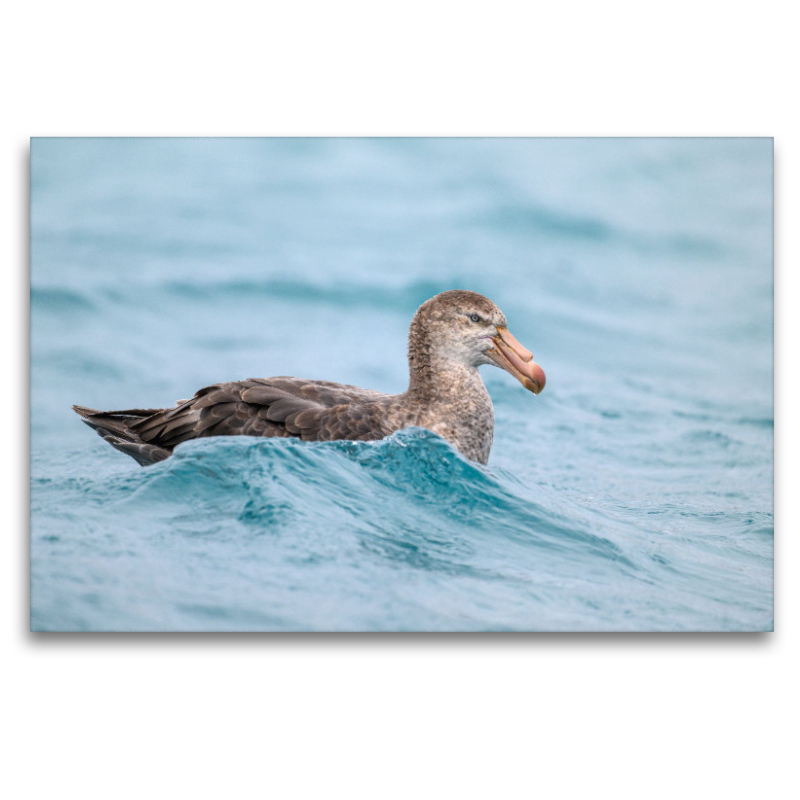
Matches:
[130,377,394,448]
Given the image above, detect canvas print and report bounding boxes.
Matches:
[30,137,773,632]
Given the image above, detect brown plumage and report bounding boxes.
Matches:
[73,290,545,466]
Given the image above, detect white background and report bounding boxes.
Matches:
[4,2,796,798]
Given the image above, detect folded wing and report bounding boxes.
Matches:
[75,377,393,465]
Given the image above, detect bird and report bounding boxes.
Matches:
[73,290,545,466]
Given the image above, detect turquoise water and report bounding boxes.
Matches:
[30,137,773,631]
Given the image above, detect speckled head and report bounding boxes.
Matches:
[408,290,546,394]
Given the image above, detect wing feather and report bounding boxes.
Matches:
[101,376,398,457]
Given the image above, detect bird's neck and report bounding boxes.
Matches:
[407,348,484,405]
[405,315,486,404]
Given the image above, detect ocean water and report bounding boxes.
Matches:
[30,137,773,632]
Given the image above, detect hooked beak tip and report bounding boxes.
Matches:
[488,326,546,395]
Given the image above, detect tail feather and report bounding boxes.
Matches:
[72,405,172,466]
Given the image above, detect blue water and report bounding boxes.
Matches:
[30,137,773,631]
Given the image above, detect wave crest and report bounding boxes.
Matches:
[109,429,629,571]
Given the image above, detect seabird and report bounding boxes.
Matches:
[73,290,546,466]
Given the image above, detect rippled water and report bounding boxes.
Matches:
[30,137,773,631]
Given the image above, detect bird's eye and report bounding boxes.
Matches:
[469,313,481,323]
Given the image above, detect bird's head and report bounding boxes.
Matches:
[409,290,546,394]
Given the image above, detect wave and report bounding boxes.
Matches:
[31,277,473,316]
[31,286,97,315]
[155,277,454,309]
[87,429,631,574]
[474,201,724,257]
[32,428,773,631]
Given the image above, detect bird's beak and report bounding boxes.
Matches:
[486,327,546,394]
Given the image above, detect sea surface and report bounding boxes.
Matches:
[30,138,773,631]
